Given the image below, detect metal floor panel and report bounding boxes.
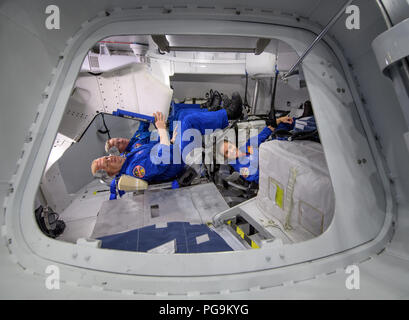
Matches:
[91,195,145,239]
[91,183,230,239]
[60,179,110,222]
[58,216,97,243]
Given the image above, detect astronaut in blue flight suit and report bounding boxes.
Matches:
[219,99,317,183]
[219,116,295,183]
[91,93,244,199]
[92,113,183,187]
[92,109,234,179]
[104,121,152,155]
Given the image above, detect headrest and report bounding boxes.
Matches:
[117,175,148,191]
[245,52,276,76]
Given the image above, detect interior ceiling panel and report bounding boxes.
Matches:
[166,35,259,49]
[0,0,365,55]
[100,35,150,44]
[96,35,150,52]
[99,34,297,58]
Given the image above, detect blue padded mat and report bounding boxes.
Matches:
[98,222,233,253]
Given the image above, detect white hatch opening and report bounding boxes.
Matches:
[35,34,335,254]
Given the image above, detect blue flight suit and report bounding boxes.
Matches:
[293,116,316,132]
[229,126,274,183]
[228,120,297,183]
[110,142,185,200]
[124,121,152,152]
[110,108,229,199]
[274,116,317,142]
[174,109,228,163]
[109,120,180,200]
[122,142,184,183]
[229,116,317,183]
[124,108,228,178]
[120,115,187,184]
[167,102,203,134]
[274,116,316,134]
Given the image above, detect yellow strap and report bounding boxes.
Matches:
[236,226,245,239]
[284,167,298,231]
[251,241,260,249]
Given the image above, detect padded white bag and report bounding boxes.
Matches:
[257,140,335,242]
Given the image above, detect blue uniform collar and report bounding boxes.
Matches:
[125,131,150,152]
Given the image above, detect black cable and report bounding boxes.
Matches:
[88,71,103,76]
[244,72,249,107]
[97,112,111,139]
[268,69,279,128]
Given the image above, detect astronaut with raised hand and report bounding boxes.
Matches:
[219,115,294,183]
[91,111,184,190]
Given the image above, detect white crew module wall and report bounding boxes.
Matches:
[257,140,335,242]
[42,62,173,211]
[59,63,173,141]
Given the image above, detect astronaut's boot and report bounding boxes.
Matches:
[200,89,214,109]
[221,93,231,108]
[207,90,223,111]
[224,92,243,120]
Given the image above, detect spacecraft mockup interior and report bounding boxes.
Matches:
[1,0,409,299]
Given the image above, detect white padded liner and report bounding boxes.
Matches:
[257,140,335,242]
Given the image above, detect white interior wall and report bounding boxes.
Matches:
[167,39,310,112]
[170,74,310,113]
[0,4,60,212]
[6,15,390,276]
[42,114,144,212]
[328,0,409,260]
[59,63,173,143]
[0,0,407,298]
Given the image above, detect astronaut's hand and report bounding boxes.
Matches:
[170,123,178,144]
[154,111,170,146]
[277,116,293,125]
[154,112,167,130]
[266,116,293,130]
